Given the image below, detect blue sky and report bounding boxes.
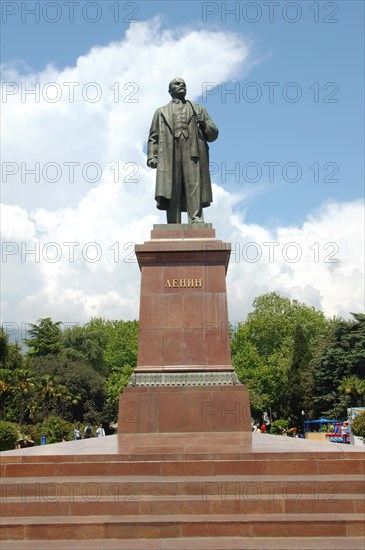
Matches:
[2,0,363,228]
[1,1,364,334]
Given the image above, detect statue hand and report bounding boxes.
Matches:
[148,158,157,169]
[195,114,206,129]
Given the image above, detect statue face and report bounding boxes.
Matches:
[169,78,186,99]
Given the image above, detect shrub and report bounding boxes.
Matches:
[0,420,18,451]
[39,415,73,444]
[351,412,365,440]
[271,419,289,435]
[19,424,42,446]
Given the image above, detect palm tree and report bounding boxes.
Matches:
[15,369,36,423]
[338,375,365,407]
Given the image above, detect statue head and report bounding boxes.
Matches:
[168,77,187,100]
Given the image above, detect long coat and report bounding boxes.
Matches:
[147,100,218,211]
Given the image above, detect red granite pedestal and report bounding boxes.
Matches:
[118,224,252,440]
[134,223,233,374]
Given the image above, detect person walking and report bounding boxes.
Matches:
[96,424,105,437]
[84,424,92,438]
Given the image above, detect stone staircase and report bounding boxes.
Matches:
[1,433,364,549]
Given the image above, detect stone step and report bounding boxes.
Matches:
[1,536,365,550]
[1,457,364,477]
[1,435,363,547]
[2,448,362,464]
[2,433,363,464]
[1,513,364,540]
[2,474,363,498]
[1,493,364,517]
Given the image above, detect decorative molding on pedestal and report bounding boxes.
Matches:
[130,371,240,387]
[152,222,213,231]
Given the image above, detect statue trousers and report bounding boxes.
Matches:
[167,134,203,224]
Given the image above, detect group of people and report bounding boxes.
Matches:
[15,431,35,449]
[252,423,304,437]
[73,424,106,440]
[252,412,272,434]
[14,424,107,449]
[325,421,351,444]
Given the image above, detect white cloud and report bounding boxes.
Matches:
[1,21,364,340]
[219,198,364,322]
[1,18,249,211]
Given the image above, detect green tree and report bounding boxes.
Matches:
[62,317,120,373]
[61,324,106,375]
[29,356,106,423]
[243,293,328,356]
[39,415,74,444]
[35,374,78,421]
[338,375,365,407]
[231,292,330,420]
[311,313,365,419]
[0,329,24,420]
[60,318,138,378]
[105,364,134,420]
[352,412,365,440]
[0,420,18,451]
[232,329,285,417]
[1,317,140,430]
[104,320,138,373]
[84,317,112,349]
[0,327,24,371]
[17,369,38,423]
[0,328,9,364]
[287,324,312,424]
[1,360,79,425]
[25,318,62,356]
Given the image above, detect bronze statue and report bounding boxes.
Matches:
[147,78,219,223]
